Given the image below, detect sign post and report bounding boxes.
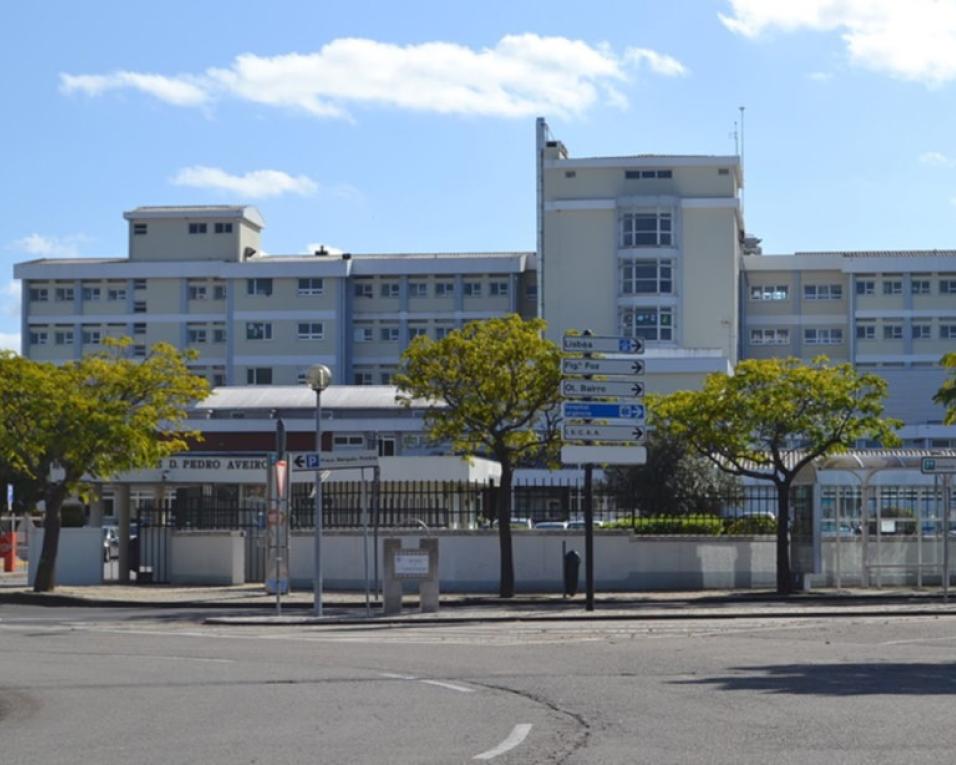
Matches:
[562,331,647,611]
[922,457,956,600]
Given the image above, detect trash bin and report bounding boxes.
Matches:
[563,549,581,597]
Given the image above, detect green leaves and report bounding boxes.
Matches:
[935,353,956,425]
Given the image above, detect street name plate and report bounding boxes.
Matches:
[562,335,644,355]
[921,457,956,474]
[291,450,379,471]
[561,357,645,376]
[561,401,645,421]
[561,379,645,399]
[562,423,646,443]
[561,445,647,465]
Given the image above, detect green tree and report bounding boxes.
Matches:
[933,352,956,423]
[602,430,739,517]
[394,315,561,597]
[0,341,208,592]
[650,357,900,594]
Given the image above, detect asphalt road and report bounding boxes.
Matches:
[2,605,956,763]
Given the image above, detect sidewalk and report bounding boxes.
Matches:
[5,575,956,625]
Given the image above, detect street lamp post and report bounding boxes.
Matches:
[306,364,332,616]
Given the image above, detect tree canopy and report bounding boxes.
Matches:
[394,314,561,597]
[0,341,209,591]
[934,352,956,424]
[650,356,900,593]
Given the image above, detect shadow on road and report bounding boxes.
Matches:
[675,663,956,696]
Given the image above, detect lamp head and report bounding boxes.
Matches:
[306,364,332,392]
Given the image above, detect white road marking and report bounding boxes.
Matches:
[379,672,417,680]
[420,679,474,693]
[880,634,956,646]
[473,723,532,760]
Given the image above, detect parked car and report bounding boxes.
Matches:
[567,519,605,530]
[102,526,119,561]
[534,520,569,530]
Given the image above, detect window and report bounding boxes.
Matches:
[378,436,396,456]
[621,259,673,295]
[188,283,208,301]
[463,281,482,297]
[246,367,272,385]
[856,324,876,340]
[81,286,101,301]
[353,372,372,385]
[187,325,207,344]
[297,322,324,340]
[296,368,308,384]
[212,372,226,387]
[941,324,956,339]
[408,281,427,297]
[380,282,400,298]
[912,280,931,295]
[29,330,47,345]
[212,283,227,301]
[380,326,399,342]
[354,326,373,343]
[803,284,843,300]
[883,324,903,340]
[82,329,101,345]
[133,345,146,358]
[133,223,147,235]
[133,322,146,335]
[246,278,272,296]
[107,287,126,302]
[435,325,453,340]
[882,280,903,295]
[380,372,392,385]
[435,281,454,297]
[297,278,324,295]
[212,325,227,344]
[133,279,147,291]
[940,279,956,294]
[489,281,510,297]
[912,324,931,340]
[855,280,875,296]
[525,283,538,298]
[750,284,789,301]
[334,434,366,448]
[621,211,672,247]
[55,286,74,302]
[354,281,373,298]
[626,169,671,179]
[133,301,147,313]
[27,286,46,303]
[409,325,428,339]
[54,328,73,345]
[214,222,233,234]
[750,328,790,345]
[804,328,843,345]
[620,306,673,341]
[188,222,207,235]
[245,322,272,341]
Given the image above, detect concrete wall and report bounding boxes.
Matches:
[169,531,245,585]
[289,530,777,592]
[28,527,103,586]
[814,537,954,587]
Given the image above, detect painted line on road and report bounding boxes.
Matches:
[880,634,956,646]
[473,723,532,760]
[420,679,474,693]
[379,672,417,680]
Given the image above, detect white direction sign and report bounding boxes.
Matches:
[562,401,645,421]
[561,445,647,465]
[563,334,644,355]
[563,423,646,443]
[921,457,956,474]
[562,357,645,376]
[561,379,645,399]
[291,450,379,471]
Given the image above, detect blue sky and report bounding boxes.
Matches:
[5,0,956,350]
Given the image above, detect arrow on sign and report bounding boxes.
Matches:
[562,424,646,443]
[561,357,645,376]
[561,379,645,399]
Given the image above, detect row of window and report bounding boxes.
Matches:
[188,282,228,301]
[750,328,844,345]
[354,280,510,299]
[132,221,234,236]
[621,212,672,248]
[857,322,956,340]
[749,322,956,345]
[353,324,455,343]
[750,284,844,302]
[624,169,673,180]
[856,278,956,295]
[243,322,326,342]
[619,306,674,342]
[621,259,673,295]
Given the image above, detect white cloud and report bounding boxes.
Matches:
[10,233,88,259]
[60,71,208,106]
[2,281,20,318]
[720,0,956,85]
[60,34,687,119]
[0,332,21,353]
[171,166,318,198]
[920,151,955,167]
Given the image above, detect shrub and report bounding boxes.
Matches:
[630,515,723,536]
[724,515,776,535]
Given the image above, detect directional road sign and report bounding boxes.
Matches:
[291,450,379,471]
[921,457,956,474]
[561,401,645,421]
[561,445,647,465]
[562,423,646,443]
[562,334,644,355]
[561,357,645,376]
[561,379,645,399]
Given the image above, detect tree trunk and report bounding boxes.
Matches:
[776,481,793,596]
[34,483,67,593]
[497,462,515,598]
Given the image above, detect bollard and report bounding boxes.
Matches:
[0,532,16,572]
[563,549,581,597]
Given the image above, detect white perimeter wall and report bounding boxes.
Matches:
[28,527,103,586]
[170,531,244,585]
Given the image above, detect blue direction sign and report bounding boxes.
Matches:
[562,334,645,354]
[293,453,321,470]
[561,401,645,421]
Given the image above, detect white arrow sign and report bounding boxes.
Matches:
[562,334,644,355]
[290,450,379,471]
[562,357,645,376]
[562,424,646,443]
[561,379,645,399]
[561,445,647,465]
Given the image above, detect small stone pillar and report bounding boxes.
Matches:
[382,537,440,615]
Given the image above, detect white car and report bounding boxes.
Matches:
[534,520,569,530]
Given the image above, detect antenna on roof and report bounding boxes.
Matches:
[739,105,746,211]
